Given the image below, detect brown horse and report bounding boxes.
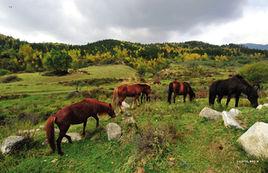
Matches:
[112,83,151,111]
[167,80,195,104]
[45,98,115,155]
[137,83,152,103]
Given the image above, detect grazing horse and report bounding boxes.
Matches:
[168,80,196,104]
[45,98,115,155]
[209,75,259,108]
[112,83,151,111]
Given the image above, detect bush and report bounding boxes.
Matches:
[239,61,268,84]
[44,49,72,75]
[0,69,10,76]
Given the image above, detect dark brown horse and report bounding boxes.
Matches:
[112,83,151,111]
[168,80,195,104]
[209,75,259,108]
[45,98,115,155]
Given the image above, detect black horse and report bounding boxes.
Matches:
[209,75,259,108]
[168,80,195,104]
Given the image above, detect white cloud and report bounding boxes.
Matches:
[0,0,267,44]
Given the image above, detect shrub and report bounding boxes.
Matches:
[239,61,268,84]
[0,69,10,76]
[44,49,72,75]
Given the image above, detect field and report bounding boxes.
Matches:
[0,64,268,173]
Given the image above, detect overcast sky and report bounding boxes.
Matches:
[0,0,267,45]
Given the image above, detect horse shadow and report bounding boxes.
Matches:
[84,127,105,140]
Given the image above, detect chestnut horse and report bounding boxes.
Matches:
[168,80,195,104]
[45,98,115,155]
[112,83,151,111]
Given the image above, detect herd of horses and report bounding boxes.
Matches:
[45,74,259,155]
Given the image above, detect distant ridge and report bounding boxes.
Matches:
[242,43,268,50]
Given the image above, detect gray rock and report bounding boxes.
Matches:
[106,123,122,141]
[222,111,244,129]
[62,132,83,143]
[228,108,241,117]
[1,136,28,154]
[199,107,222,120]
[237,122,268,158]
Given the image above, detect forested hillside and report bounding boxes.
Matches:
[1,34,267,76]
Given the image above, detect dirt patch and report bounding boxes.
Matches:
[0,94,28,101]
[0,75,22,83]
[59,78,123,87]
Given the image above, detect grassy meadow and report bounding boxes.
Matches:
[0,64,268,173]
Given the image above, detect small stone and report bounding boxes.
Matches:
[51,158,58,163]
[62,132,83,143]
[199,107,222,120]
[106,123,122,141]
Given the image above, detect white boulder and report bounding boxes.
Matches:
[199,107,222,120]
[1,136,28,154]
[237,122,268,158]
[228,108,241,117]
[222,111,244,129]
[106,123,122,141]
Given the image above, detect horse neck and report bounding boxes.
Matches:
[96,103,110,114]
[241,85,253,96]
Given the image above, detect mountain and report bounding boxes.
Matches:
[242,43,268,50]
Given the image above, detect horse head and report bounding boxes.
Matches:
[247,88,259,108]
[108,103,116,118]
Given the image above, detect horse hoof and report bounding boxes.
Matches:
[58,151,64,156]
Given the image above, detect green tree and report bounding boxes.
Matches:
[44,49,72,75]
[239,61,268,84]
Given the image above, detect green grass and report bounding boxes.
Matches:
[0,64,268,173]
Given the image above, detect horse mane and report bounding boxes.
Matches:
[232,75,252,88]
[83,98,111,113]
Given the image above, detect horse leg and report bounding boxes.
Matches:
[64,134,72,143]
[235,94,240,107]
[57,125,70,155]
[226,95,231,107]
[82,119,88,136]
[183,94,186,103]
[217,95,223,104]
[93,115,99,128]
[173,92,176,103]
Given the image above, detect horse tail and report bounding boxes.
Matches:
[167,82,173,104]
[185,82,195,101]
[45,115,56,152]
[112,87,119,108]
[209,82,217,105]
